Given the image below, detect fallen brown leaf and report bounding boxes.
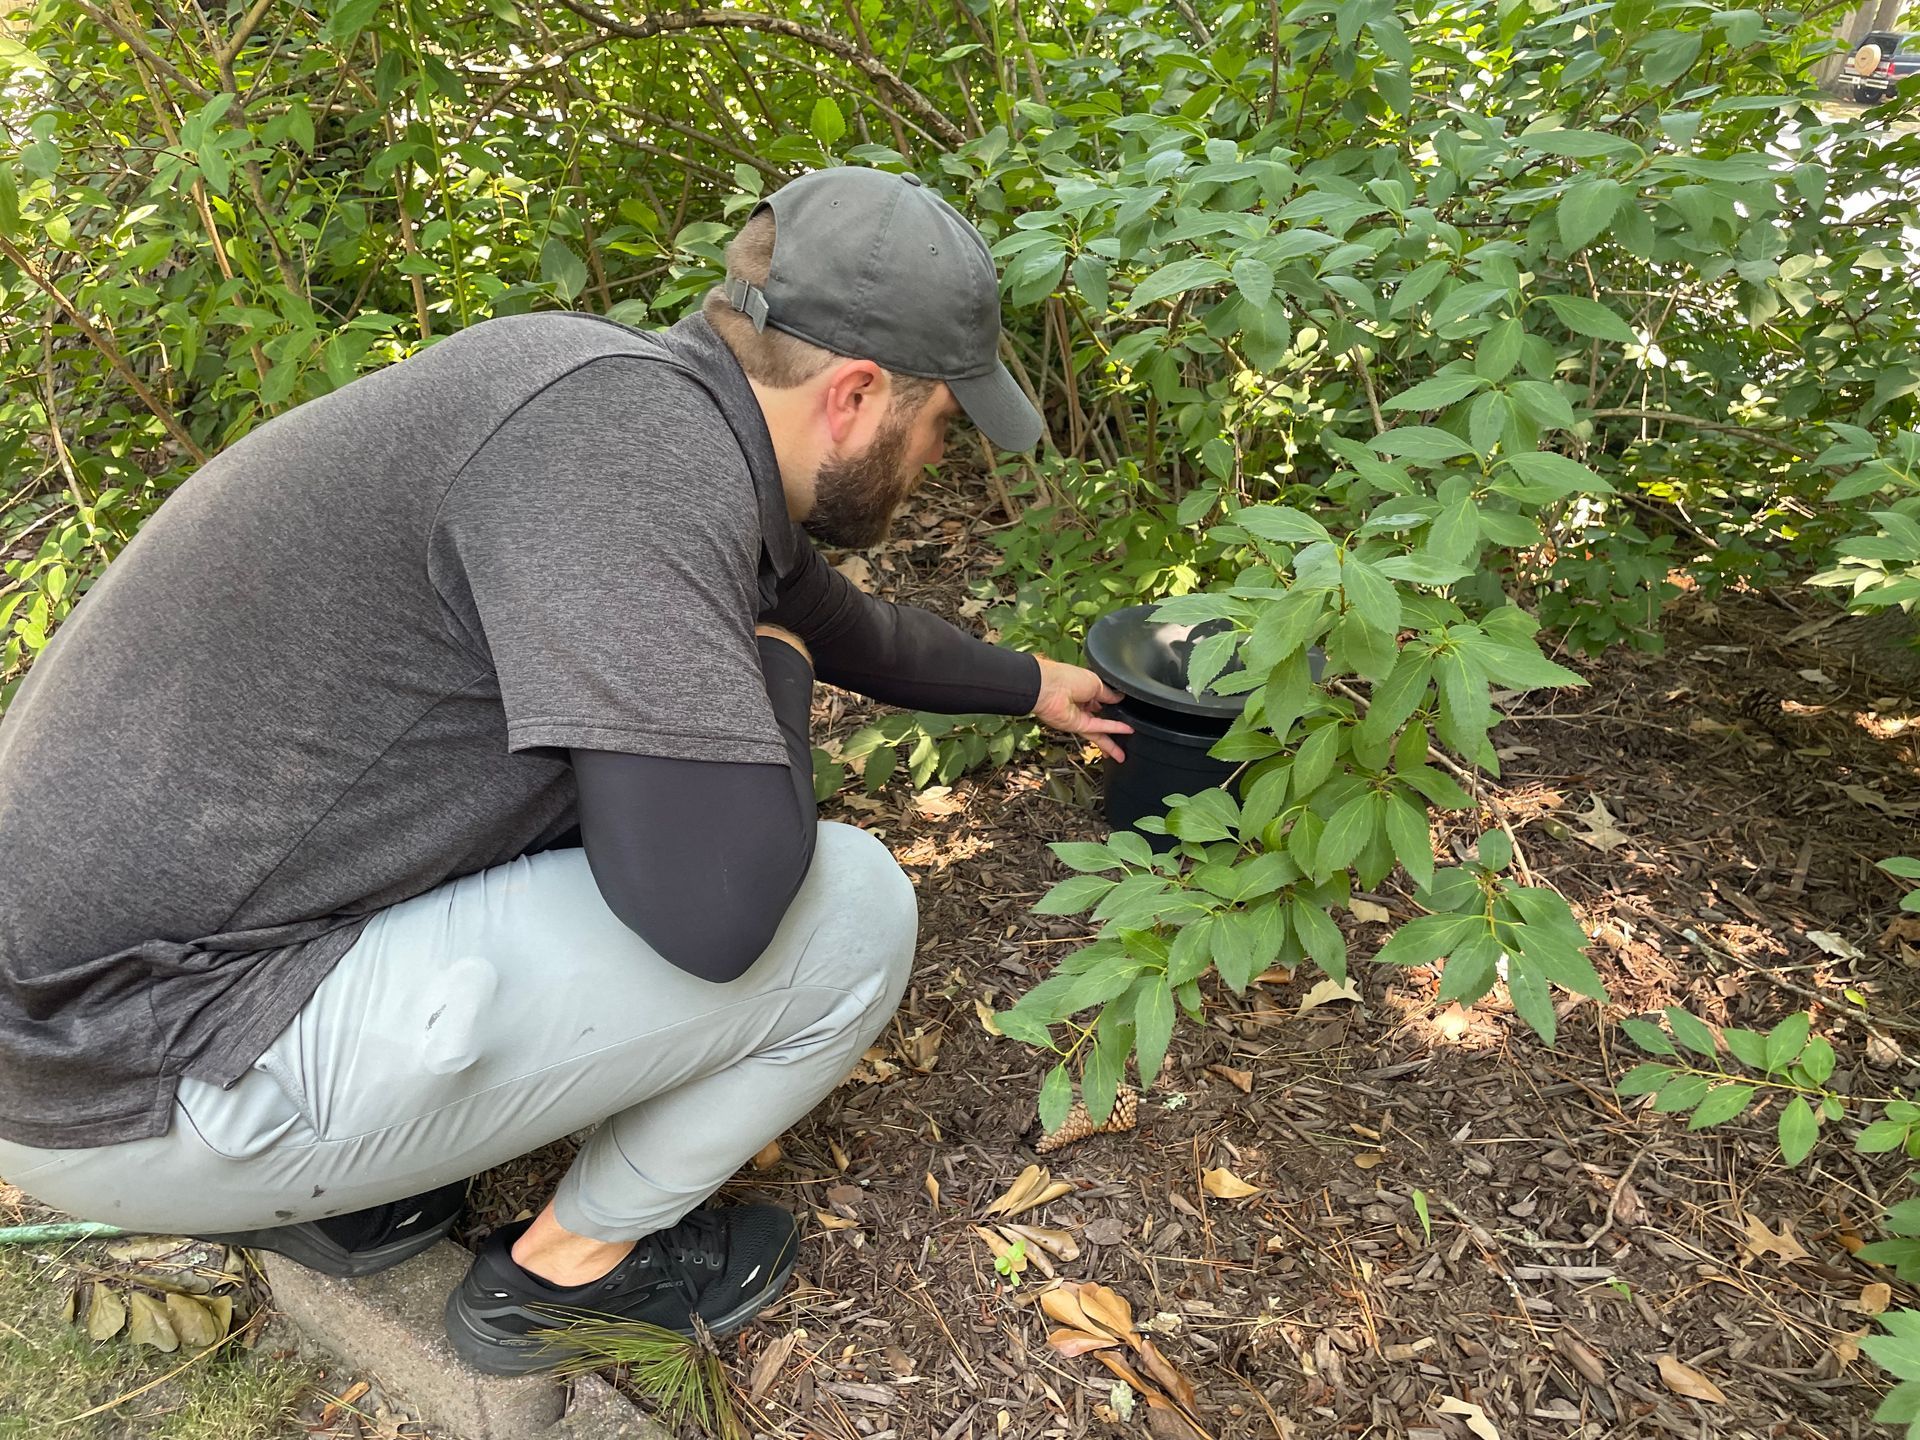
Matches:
[1048,1325,1122,1356]
[84,1284,126,1341]
[1740,1212,1810,1264]
[1573,795,1629,851]
[749,1139,783,1171]
[911,786,966,820]
[1436,1395,1501,1440]
[833,554,874,591]
[1553,1329,1607,1386]
[974,998,1003,1036]
[748,1330,800,1403]
[1859,1282,1893,1315]
[813,1210,860,1231]
[1253,965,1295,985]
[924,1172,940,1209]
[973,1225,1029,1276]
[1136,1336,1199,1410]
[1002,1223,1081,1262]
[1076,1281,1137,1340]
[1206,1063,1254,1093]
[1350,899,1392,925]
[126,1291,178,1352]
[1298,977,1362,1012]
[1656,1354,1728,1403]
[164,1292,222,1349]
[1353,1151,1386,1170]
[1201,1166,1261,1199]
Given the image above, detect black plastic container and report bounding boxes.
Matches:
[1084,604,1247,843]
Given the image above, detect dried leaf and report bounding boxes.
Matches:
[1574,796,1629,851]
[1806,930,1865,961]
[1092,1349,1165,1404]
[974,998,1003,1036]
[205,1295,233,1335]
[1740,1212,1810,1264]
[1655,1354,1727,1403]
[1353,1151,1387,1170]
[1436,1395,1502,1440]
[1040,1284,1098,1334]
[748,1331,800,1404]
[1833,1329,1867,1366]
[1002,1223,1080,1261]
[749,1140,783,1171]
[1859,1282,1893,1316]
[1206,1064,1253,1093]
[925,1172,941,1209]
[1298,977,1362,1012]
[912,786,966,819]
[1202,1166,1262,1199]
[84,1284,126,1342]
[814,1210,860,1231]
[1351,899,1392,924]
[833,555,874,591]
[126,1291,179,1352]
[1048,1326,1122,1357]
[1553,1330,1607,1386]
[1135,1337,1199,1410]
[829,1139,850,1172]
[1433,1003,1472,1041]
[986,1164,1047,1217]
[1075,1281,1136,1340]
[1253,965,1296,985]
[105,1236,193,1266]
[164,1292,222,1349]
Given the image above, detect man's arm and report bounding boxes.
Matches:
[761,546,1040,714]
[571,629,817,984]
[763,547,1132,760]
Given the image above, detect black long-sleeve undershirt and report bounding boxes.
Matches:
[572,568,1041,984]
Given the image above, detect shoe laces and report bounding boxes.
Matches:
[637,1208,727,1302]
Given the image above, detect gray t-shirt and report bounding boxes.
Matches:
[0,313,805,1147]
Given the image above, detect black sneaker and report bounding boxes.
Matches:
[443,1204,799,1376]
[196,1180,468,1278]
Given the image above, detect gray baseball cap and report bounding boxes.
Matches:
[721,167,1043,452]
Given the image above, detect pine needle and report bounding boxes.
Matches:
[525,1307,744,1440]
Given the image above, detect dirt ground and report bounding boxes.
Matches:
[6,500,1920,1439]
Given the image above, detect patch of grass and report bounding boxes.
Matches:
[0,1245,314,1440]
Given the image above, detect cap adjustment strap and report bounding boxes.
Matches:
[723,276,770,333]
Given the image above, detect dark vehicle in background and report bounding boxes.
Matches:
[1842,31,1920,102]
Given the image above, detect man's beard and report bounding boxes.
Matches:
[803,407,917,550]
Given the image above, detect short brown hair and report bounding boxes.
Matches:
[704,210,939,413]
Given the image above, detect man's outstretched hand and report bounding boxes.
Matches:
[1031,656,1132,763]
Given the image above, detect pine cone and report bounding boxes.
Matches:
[1035,1085,1139,1153]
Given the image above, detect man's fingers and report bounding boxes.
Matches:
[1093,734,1127,763]
[1077,713,1133,737]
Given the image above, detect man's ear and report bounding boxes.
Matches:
[821,359,886,447]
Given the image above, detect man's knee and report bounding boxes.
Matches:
[797,822,917,1005]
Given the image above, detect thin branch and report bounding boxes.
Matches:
[1586,407,1818,462]
[215,0,275,71]
[550,0,967,147]
[60,0,206,95]
[0,236,207,464]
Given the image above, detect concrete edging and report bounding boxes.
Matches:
[264,1242,670,1440]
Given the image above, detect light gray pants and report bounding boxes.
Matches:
[0,823,916,1243]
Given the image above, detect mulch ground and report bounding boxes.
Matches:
[8,479,1920,1440]
[471,493,1920,1439]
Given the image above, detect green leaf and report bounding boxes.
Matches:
[1427,495,1480,564]
[1382,372,1485,412]
[1374,912,1479,967]
[1505,954,1556,1044]
[1800,1035,1836,1086]
[1501,451,1614,496]
[1291,722,1341,797]
[1616,1061,1673,1096]
[1558,177,1624,251]
[1133,976,1176,1088]
[1384,794,1435,889]
[1721,1027,1769,1070]
[1083,1013,1133,1124]
[1237,505,1329,543]
[1437,930,1500,1003]
[1517,127,1646,161]
[1291,898,1348,981]
[1879,857,1920,880]
[1862,1332,1920,1384]
[1318,790,1379,873]
[1051,841,1127,873]
[1650,1072,1710,1113]
[1688,1083,1755,1130]
[1232,256,1274,310]
[1038,1064,1074,1134]
[1476,829,1512,872]
[1861,1118,1915,1154]
[1764,1012,1812,1073]
[1167,916,1215,986]
[1621,1017,1675,1055]
[540,237,589,302]
[1034,874,1117,915]
[1340,557,1401,636]
[1541,294,1637,345]
[1664,1006,1719,1058]
[1777,1096,1818,1166]
[809,97,847,146]
[1873,1380,1920,1426]
[1129,256,1231,309]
